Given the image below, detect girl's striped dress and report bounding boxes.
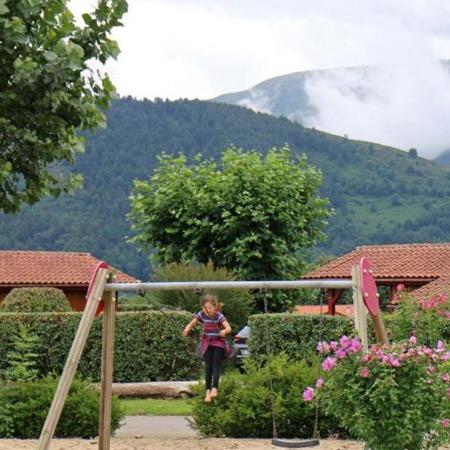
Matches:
[195,310,231,357]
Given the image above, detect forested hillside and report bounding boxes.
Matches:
[1,98,450,279]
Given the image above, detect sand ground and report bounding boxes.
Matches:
[0,438,363,449]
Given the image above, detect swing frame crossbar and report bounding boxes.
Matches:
[104,279,353,292]
[38,267,377,450]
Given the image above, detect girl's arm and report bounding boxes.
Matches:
[219,319,232,337]
[183,317,198,336]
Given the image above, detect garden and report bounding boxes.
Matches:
[0,280,448,449]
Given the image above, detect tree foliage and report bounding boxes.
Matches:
[1,99,450,279]
[129,146,331,309]
[0,0,127,212]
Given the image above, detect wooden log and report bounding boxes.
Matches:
[106,382,196,398]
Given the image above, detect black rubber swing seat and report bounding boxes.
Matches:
[271,438,320,448]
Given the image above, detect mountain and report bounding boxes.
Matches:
[1,98,450,280]
[435,149,450,165]
[213,61,450,158]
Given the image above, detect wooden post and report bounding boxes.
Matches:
[372,312,389,345]
[98,288,116,450]
[37,267,109,450]
[352,264,369,353]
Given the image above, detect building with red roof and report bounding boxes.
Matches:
[302,243,450,314]
[0,251,137,311]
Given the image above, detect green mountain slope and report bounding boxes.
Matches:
[435,149,450,165]
[1,98,450,279]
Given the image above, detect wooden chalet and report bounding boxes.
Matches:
[0,251,137,311]
[302,243,450,314]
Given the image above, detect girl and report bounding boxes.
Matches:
[183,294,232,402]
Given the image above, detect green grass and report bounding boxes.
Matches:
[120,398,192,416]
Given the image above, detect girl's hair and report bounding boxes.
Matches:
[200,293,223,311]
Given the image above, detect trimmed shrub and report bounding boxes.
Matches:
[0,377,124,438]
[1,287,71,313]
[151,261,255,331]
[190,354,349,438]
[0,311,201,382]
[248,313,355,361]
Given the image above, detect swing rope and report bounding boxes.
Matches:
[261,287,324,448]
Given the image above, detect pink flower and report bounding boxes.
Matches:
[340,335,351,349]
[336,349,346,359]
[321,357,337,372]
[360,367,370,378]
[441,419,449,428]
[438,293,447,304]
[443,352,450,362]
[330,341,338,351]
[435,341,445,353]
[350,339,362,353]
[443,373,450,383]
[389,357,400,368]
[409,335,417,345]
[303,387,315,401]
[315,377,324,389]
[317,341,330,353]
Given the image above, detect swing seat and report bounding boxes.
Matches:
[272,438,320,448]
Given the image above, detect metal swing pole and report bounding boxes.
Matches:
[105,279,353,292]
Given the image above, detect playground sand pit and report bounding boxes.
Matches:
[2,439,449,449]
[0,438,367,449]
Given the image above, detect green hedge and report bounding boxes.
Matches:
[0,377,124,438]
[191,355,350,438]
[0,311,201,382]
[1,287,71,313]
[248,313,356,360]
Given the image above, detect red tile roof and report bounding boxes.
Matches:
[0,251,137,286]
[408,276,450,300]
[294,304,354,317]
[304,243,450,280]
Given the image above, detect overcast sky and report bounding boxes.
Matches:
[71,1,450,156]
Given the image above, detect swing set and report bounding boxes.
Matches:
[36,257,387,450]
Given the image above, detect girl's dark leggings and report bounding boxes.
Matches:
[204,345,225,389]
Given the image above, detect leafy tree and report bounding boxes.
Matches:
[0,0,127,212]
[129,146,331,310]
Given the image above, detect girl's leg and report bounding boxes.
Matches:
[210,347,225,398]
[203,346,214,401]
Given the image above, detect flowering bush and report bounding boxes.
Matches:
[390,292,450,346]
[303,336,450,450]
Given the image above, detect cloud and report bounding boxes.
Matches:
[302,62,450,158]
[69,0,450,100]
[68,0,450,155]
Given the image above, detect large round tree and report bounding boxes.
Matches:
[0,0,127,212]
[129,146,331,311]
